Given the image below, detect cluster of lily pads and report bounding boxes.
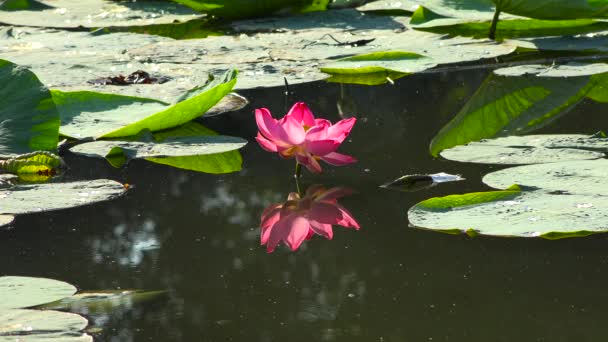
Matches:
[0,57,248,228]
[0,276,164,340]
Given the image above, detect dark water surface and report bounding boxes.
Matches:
[3,68,608,342]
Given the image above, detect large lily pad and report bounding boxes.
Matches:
[429,63,608,156]
[0,0,203,28]
[55,69,237,139]
[69,135,247,168]
[483,159,608,196]
[0,276,76,310]
[0,309,92,342]
[408,185,608,239]
[440,134,608,164]
[0,179,126,215]
[0,59,59,158]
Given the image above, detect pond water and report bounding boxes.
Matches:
[3,67,608,341]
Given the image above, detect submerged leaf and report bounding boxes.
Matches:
[0,59,60,158]
[36,290,167,313]
[382,172,465,192]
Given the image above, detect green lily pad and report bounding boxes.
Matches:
[0,309,92,341]
[429,64,608,156]
[320,30,516,85]
[0,215,13,227]
[494,63,608,77]
[321,51,436,85]
[440,134,607,165]
[483,159,608,196]
[0,276,76,310]
[408,185,608,239]
[496,0,608,20]
[0,179,126,215]
[146,122,243,174]
[55,69,237,139]
[0,0,203,28]
[510,31,608,52]
[69,135,247,168]
[171,0,330,19]
[0,59,59,158]
[413,17,608,39]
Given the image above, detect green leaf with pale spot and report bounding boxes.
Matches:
[0,59,60,158]
[0,151,64,175]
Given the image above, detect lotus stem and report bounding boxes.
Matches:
[294,162,302,196]
[489,7,501,40]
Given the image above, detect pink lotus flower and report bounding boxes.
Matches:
[260,185,360,253]
[255,102,356,173]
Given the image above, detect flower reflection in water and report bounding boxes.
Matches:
[260,185,360,253]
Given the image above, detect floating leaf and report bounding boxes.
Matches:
[0,309,92,341]
[321,51,436,85]
[440,134,608,164]
[430,64,608,156]
[0,179,126,215]
[171,0,330,19]
[69,135,247,168]
[54,69,238,139]
[408,185,608,239]
[381,172,465,192]
[495,0,608,20]
[146,122,243,174]
[0,0,203,28]
[414,18,608,39]
[0,59,60,158]
[0,276,76,310]
[483,159,608,196]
